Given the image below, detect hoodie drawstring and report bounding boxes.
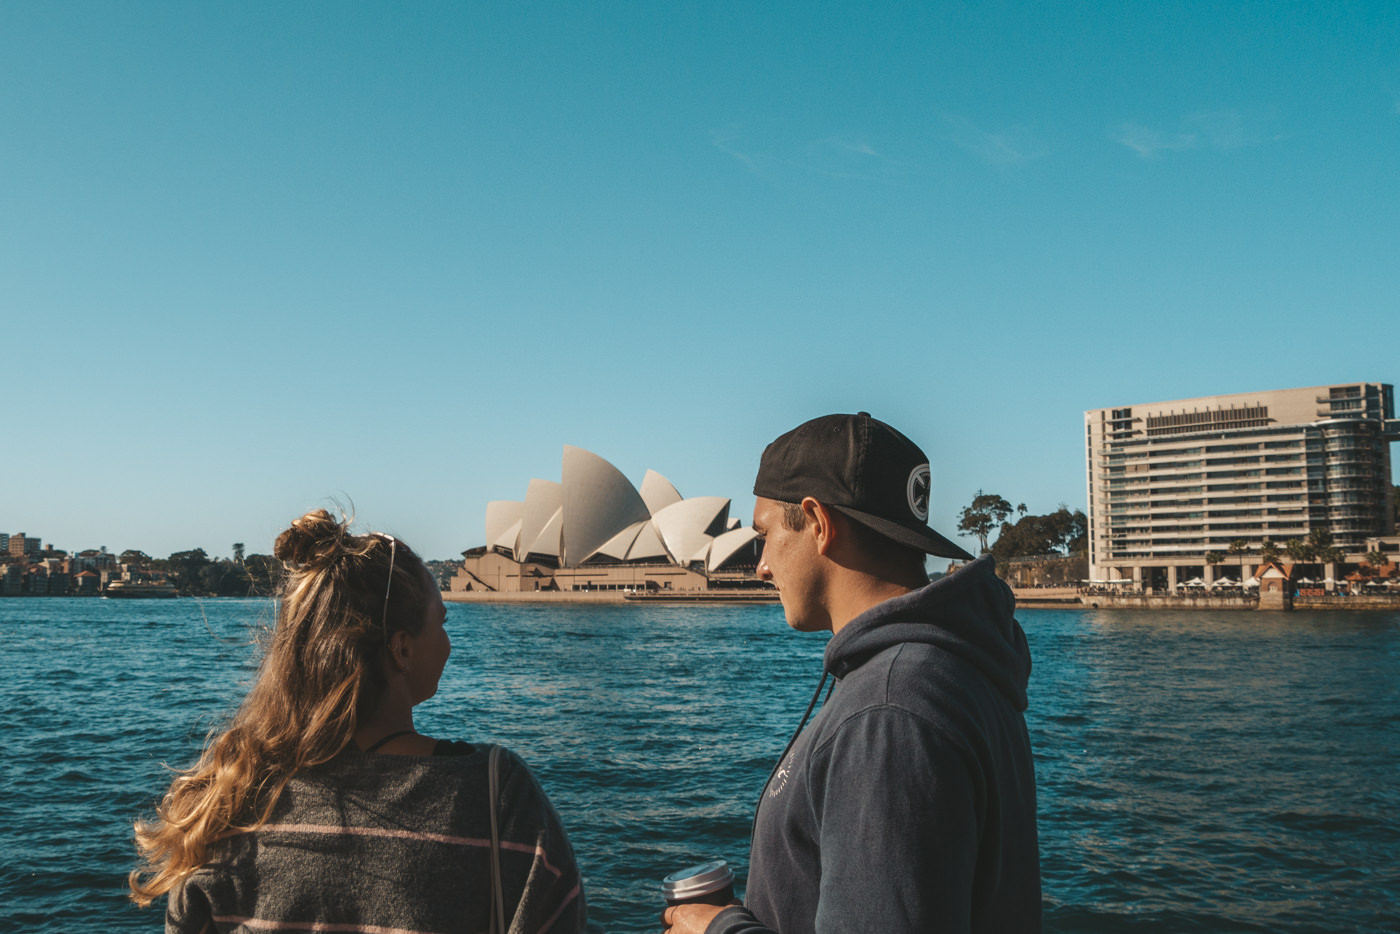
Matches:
[753,669,834,831]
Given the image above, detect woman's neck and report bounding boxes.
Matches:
[354,680,432,754]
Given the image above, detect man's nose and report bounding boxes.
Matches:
[756,560,771,581]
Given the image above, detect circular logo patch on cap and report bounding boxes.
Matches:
[906,464,931,522]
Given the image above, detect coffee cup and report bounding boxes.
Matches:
[662,859,736,907]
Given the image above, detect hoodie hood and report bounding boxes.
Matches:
[823,556,1031,711]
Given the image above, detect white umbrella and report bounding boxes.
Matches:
[1244,577,1260,588]
[1297,577,1316,585]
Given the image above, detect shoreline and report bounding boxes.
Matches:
[443,590,636,604]
[443,589,780,605]
[444,586,1086,608]
[440,588,1400,611]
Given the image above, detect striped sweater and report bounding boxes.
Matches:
[166,743,585,934]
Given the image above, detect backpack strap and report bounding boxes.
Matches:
[488,744,506,934]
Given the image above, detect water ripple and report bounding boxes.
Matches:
[1,600,1397,932]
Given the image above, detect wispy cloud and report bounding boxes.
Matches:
[1114,121,1196,158]
[710,127,895,181]
[711,128,762,172]
[799,136,888,179]
[939,114,1048,166]
[1114,109,1272,158]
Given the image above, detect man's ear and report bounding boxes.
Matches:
[801,497,839,556]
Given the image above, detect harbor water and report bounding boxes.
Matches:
[2,598,1397,932]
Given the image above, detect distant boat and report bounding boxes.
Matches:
[104,581,178,599]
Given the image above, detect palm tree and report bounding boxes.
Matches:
[1228,539,1248,577]
[1283,538,1312,576]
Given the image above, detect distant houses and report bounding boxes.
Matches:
[0,533,172,596]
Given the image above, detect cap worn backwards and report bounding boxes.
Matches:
[753,412,974,561]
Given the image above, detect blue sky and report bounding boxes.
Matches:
[3,2,1397,560]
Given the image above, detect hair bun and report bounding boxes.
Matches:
[274,509,349,568]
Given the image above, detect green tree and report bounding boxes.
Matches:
[1366,550,1389,577]
[1283,538,1312,564]
[166,548,211,595]
[1306,528,1333,551]
[958,491,1014,554]
[1059,508,1088,555]
[988,506,1087,563]
[1316,545,1345,569]
[1228,539,1248,574]
[232,542,245,565]
[200,559,253,596]
[1260,539,1280,564]
[118,549,151,567]
[243,554,285,595]
[1205,550,1224,569]
[989,514,1051,562]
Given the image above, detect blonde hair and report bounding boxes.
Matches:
[130,508,433,906]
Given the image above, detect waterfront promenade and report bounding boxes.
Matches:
[446,585,1400,610]
[444,585,1087,607]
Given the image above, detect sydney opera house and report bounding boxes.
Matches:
[450,446,768,595]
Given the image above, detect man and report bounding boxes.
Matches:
[664,413,1041,934]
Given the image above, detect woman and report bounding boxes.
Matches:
[131,509,585,933]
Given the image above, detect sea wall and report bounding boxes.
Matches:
[443,590,632,604]
[1293,594,1400,610]
[1079,594,1257,610]
[1011,587,1085,609]
[1077,593,1400,610]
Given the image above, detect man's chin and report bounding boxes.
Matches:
[782,607,822,633]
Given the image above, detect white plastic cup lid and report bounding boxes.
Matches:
[661,859,734,900]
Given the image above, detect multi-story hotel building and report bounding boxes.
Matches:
[1085,383,1398,589]
[8,533,39,558]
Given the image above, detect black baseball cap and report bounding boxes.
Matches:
[753,412,974,561]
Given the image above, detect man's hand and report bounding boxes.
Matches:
[661,902,729,934]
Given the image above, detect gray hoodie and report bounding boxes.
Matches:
[709,556,1041,934]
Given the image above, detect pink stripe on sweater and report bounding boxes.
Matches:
[212,917,439,934]
[533,882,582,934]
[243,823,563,878]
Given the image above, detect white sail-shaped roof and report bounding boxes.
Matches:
[480,447,747,573]
[707,526,760,572]
[626,522,670,560]
[526,507,563,558]
[639,469,683,515]
[485,501,524,554]
[518,479,563,560]
[491,518,523,554]
[561,445,652,567]
[726,516,741,531]
[590,519,647,561]
[690,538,715,564]
[652,497,730,565]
